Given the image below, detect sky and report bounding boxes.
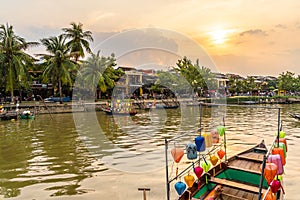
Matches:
[1,0,300,76]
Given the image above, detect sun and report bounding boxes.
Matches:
[208,29,234,45]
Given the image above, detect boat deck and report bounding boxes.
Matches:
[188,146,268,200]
[228,151,264,172]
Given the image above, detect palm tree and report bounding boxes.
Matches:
[0,23,38,102]
[62,22,93,62]
[80,51,123,99]
[38,34,77,103]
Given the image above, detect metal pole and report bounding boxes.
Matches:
[277,108,281,147]
[258,155,267,200]
[223,117,227,162]
[199,103,203,135]
[165,138,170,200]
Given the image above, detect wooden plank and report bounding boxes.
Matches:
[237,155,264,163]
[209,177,264,194]
[227,165,261,175]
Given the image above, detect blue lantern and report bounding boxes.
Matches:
[195,136,206,152]
[175,181,186,196]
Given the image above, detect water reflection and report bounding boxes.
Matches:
[0,104,299,199]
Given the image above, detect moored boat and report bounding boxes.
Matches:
[20,110,35,119]
[165,103,287,200]
[101,107,137,116]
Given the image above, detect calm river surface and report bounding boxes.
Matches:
[0,103,300,200]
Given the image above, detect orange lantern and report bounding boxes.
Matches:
[171,148,184,163]
[184,174,195,188]
[260,163,278,184]
[272,148,286,165]
[210,155,219,166]
[264,190,276,200]
[217,149,225,160]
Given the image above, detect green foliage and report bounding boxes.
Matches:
[38,34,78,103]
[62,22,93,62]
[277,71,296,92]
[0,23,38,100]
[174,57,217,96]
[80,51,124,98]
[155,70,193,95]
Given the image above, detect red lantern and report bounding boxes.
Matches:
[217,149,225,160]
[171,148,184,163]
[270,180,281,193]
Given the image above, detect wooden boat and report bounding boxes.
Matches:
[20,113,35,119]
[289,113,300,120]
[101,107,137,116]
[178,141,281,200]
[166,103,286,200]
[0,111,18,120]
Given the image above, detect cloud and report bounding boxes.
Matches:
[239,29,267,37]
[275,24,287,29]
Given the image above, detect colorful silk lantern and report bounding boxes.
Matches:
[186,143,197,160]
[210,155,219,166]
[275,131,286,138]
[272,147,286,165]
[217,149,225,160]
[194,166,203,189]
[171,148,184,163]
[211,129,219,144]
[265,191,276,200]
[216,126,226,136]
[201,161,211,173]
[260,163,278,184]
[279,138,288,152]
[194,166,203,179]
[195,136,206,152]
[203,133,212,148]
[270,180,281,193]
[184,174,195,188]
[174,181,186,196]
[277,142,287,158]
[267,154,284,175]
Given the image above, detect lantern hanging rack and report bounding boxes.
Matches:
[165,103,282,200]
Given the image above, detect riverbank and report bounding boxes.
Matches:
[1,96,299,115]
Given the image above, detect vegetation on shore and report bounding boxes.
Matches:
[1,22,300,104]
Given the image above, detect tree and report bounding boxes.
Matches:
[174,57,217,96]
[0,23,38,102]
[277,71,295,93]
[155,71,193,97]
[62,22,93,62]
[80,51,123,99]
[38,34,77,103]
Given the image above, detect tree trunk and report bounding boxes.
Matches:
[59,76,63,104]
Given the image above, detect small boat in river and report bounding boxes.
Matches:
[20,110,35,119]
[0,111,18,121]
[101,107,137,116]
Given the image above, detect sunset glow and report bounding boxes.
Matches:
[208,29,235,45]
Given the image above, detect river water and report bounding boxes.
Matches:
[0,103,299,200]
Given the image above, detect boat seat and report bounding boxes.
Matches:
[236,155,263,163]
[209,177,265,194]
[227,165,261,175]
